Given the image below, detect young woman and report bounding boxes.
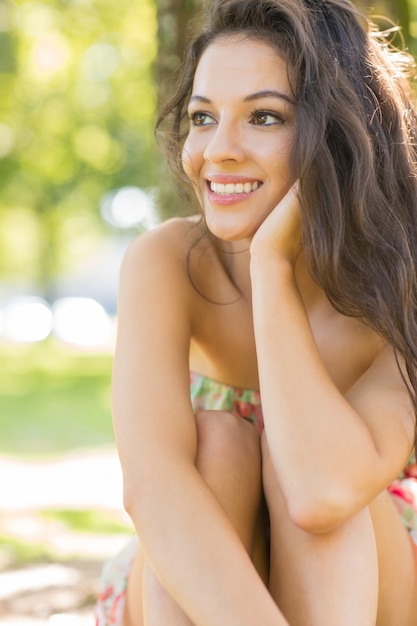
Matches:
[95,0,417,624]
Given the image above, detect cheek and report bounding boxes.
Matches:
[181,142,205,207]
[181,141,193,181]
[271,146,295,187]
[182,137,201,184]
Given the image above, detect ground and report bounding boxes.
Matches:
[0,447,133,625]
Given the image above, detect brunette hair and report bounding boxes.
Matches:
[156,0,417,434]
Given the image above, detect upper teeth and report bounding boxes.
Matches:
[210,181,259,194]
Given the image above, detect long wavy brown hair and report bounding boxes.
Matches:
[156,0,417,438]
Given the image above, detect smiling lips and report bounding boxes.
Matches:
[209,180,260,195]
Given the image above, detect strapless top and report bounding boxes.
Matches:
[190,370,264,434]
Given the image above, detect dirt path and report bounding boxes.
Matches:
[0,448,123,511]
[0,447,133,625]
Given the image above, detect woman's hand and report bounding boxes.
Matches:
[250,180,302,267]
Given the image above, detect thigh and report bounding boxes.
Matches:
[370,490,417,626]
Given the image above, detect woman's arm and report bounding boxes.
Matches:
[250,188,415,533]
[113,220,287,626]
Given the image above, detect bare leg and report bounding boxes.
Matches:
[124,545,145,626]
[124,410,265,626]
[369,491,417,625]
[262,437,379,626]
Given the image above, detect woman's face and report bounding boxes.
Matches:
[182,35,296,242]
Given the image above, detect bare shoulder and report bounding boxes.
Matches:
[120,217,202,295]
[115,218,204,387]
[115,216,206,366]
[123,216,201,271]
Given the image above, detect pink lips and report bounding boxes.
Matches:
[205,176,262,206]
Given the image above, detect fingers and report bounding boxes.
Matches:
[250,180,302,264]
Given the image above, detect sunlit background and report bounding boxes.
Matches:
[1,0,416,623]
[0,0,158,342]
[1,0,158,623]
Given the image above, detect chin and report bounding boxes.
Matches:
[207,225,253,243]
[204,215,257,243]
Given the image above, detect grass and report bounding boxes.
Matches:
[0,338,115,457]
[0,534,56,565]
[0,509,134,567]
[0,340,132,570]
[40,508,132,535]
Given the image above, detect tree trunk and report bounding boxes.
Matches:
[155,0,204,219]
[156,0,203,82]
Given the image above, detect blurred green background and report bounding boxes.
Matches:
[0,0,159,459]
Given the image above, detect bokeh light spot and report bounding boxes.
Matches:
[52,297,111,348]
[81,43,120,81]
[2,297,53,343]
[100,186,159,230]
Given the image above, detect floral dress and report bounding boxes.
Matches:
[387,453,417,544]
[94,371,417,625]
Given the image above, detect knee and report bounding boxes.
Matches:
[195,410,261,476]
[195,410,261,462]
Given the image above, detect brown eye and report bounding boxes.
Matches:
[189,111,215,126]
[251,110,284,126]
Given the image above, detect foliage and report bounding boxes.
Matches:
[354,0,413,47]
[0,0,157,288]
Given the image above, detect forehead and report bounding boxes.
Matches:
[192,35,292,98]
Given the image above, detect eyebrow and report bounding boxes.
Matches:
[189,89,295,106]
[244,89,295,105]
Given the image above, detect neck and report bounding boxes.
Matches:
[213,238,253,302]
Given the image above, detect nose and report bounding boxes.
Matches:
[203,118,245,164]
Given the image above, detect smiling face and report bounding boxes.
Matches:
[182,35,297,242]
